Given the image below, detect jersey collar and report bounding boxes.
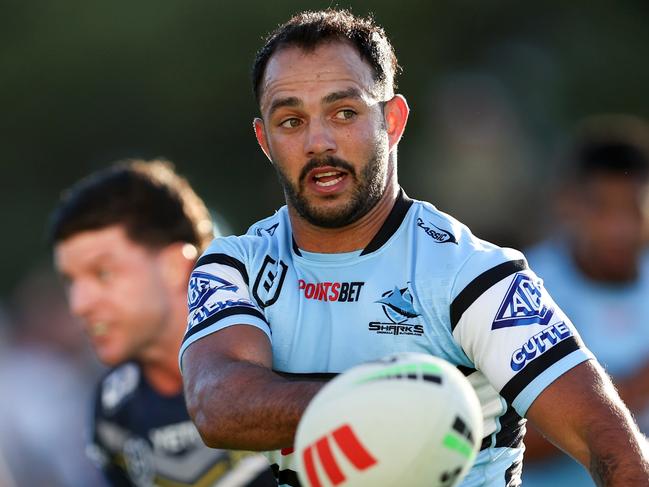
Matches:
[291,188,413,257]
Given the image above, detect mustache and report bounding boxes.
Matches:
[299,156,356,183]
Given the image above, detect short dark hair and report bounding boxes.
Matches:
[569,115,649,182]
[252,9,400,105]
[49,159,214,252]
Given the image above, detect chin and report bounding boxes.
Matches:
[95,347,128,367]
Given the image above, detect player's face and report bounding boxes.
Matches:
[572,175,649,281]
[54,225,171,366]
[254,42,400,228]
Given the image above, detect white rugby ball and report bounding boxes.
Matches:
[294,353,482,487]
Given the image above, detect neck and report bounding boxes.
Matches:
[290,179,400,253]
[138,296,187,396]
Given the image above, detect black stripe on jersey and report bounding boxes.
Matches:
[183,306,268,343]
[360,188,413,256]
[271,465,301,487]
[194,253,249,285]
[505,459,523,487]
[495,406,525,449]
[480,436,492,451]
[457,365,477,376]
[291,237,302,256]
[450,259,527,331]
[499,336,582,406]
[274,371,338,381]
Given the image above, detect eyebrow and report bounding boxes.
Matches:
[268,96,301,117]
[322,87,364,105]
[267,87,365,117]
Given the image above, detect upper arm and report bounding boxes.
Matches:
[451,250,592,416]
[182,324,273,384]
[179,245,271,372]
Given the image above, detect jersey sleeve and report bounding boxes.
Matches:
[179,239,271,371]
[450,247,593,417]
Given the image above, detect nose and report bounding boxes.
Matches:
[304,117,337,158]
[68,280,96,319]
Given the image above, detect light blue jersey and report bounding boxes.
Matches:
[181,191,592,487]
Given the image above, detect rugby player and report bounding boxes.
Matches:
[180,10,649,486]
[50,161,276,486]
[523,115,649,485]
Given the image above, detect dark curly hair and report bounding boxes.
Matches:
[252,9,400,106]
[49,159,213,252]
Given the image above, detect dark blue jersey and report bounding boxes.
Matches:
[88,362,277,487]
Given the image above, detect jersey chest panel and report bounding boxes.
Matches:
[250,241,463,373]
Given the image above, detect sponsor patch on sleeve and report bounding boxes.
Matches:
[510,322,573,371]
[187,271,257,329]
[492,273,553,329]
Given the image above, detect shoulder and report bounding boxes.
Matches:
[199,207,290,263]
[409,200,526,290]
[94,362,141,417]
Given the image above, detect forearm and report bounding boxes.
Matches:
[585,392,649,486]
[528,360,649,486]
[185,358,323,451]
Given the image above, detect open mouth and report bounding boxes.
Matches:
[313,170,346,187]
[89,322,109,337]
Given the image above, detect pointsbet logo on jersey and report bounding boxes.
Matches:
[298,279,365,302]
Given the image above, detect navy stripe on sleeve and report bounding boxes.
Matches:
[183,306,267,343]
[450,259,527,331]
[499,336,581,406]
[194,253,249,285]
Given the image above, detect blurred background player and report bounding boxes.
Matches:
[0,269,105,487]
[50,160,276,487]
[523,114,649,486]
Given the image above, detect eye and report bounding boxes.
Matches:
[96,268,112,282]
[279,118,302,129]
[334,109,357,121]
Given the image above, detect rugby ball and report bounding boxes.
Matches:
[294,353,482,487]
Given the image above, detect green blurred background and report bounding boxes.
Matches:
[1,2,649,485]
[2,0,649,297]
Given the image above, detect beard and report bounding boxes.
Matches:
[273,147,388,228]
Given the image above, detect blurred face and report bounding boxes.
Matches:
[570,174,649,281]
[255,41,402,228]
[54,225,171,366]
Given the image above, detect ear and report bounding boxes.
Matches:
[158,243,196,292]
[383,94,410,151]
[254,118,272,162]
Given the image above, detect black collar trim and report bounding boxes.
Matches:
[292,236,302,256]
[360,188,413,256]
[290,188,412,257]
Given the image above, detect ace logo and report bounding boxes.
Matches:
[492,274,553,330]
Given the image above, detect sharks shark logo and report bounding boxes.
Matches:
[377,286,421,323]
[369,285,424,336]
